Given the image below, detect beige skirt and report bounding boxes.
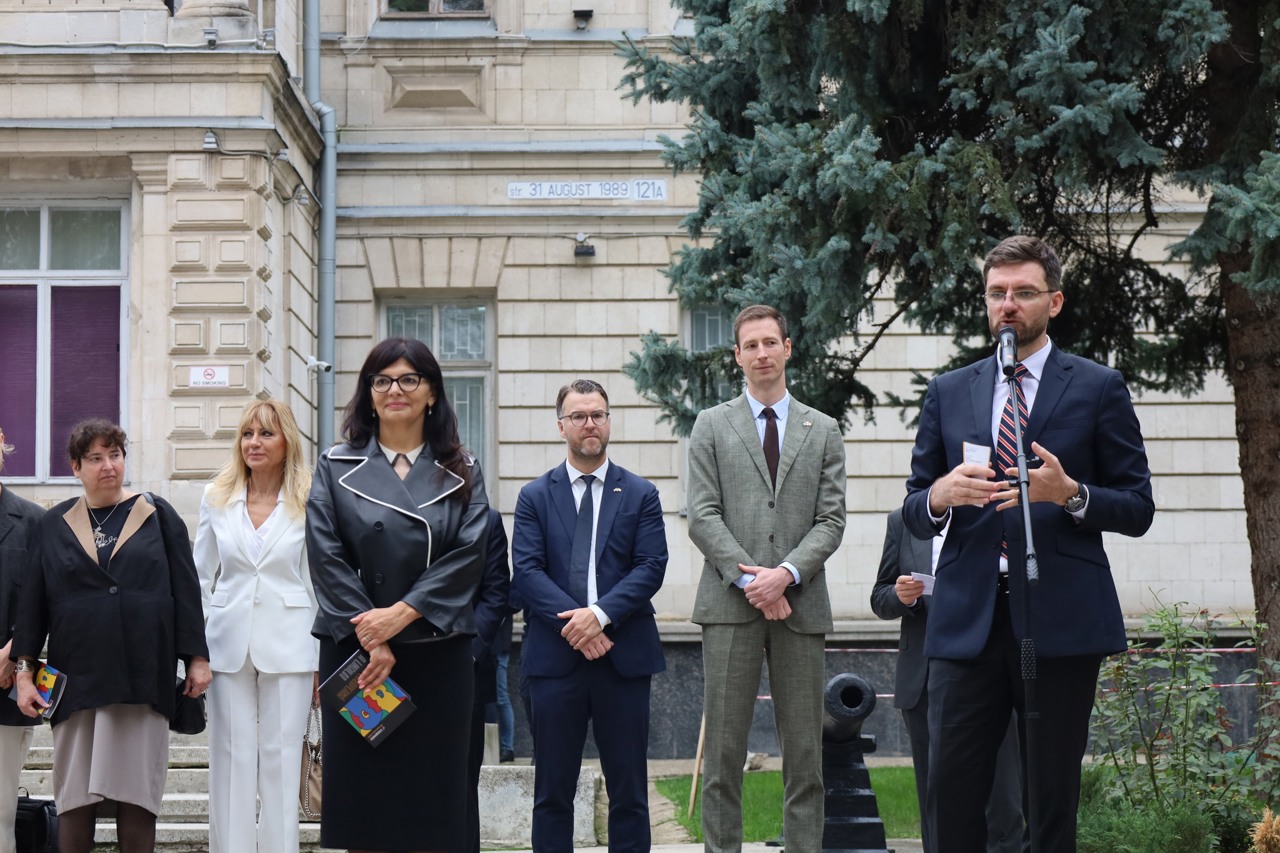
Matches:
[52,704,169,814]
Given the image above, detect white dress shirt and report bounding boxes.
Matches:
[735,391,801,588]
[566,458,612,628]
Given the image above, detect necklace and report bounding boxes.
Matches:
[88,501,122,550]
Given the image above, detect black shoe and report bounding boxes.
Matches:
[500,749,515,763]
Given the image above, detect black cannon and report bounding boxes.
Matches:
[821,672,889,853]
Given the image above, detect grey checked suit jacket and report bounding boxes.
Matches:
[687,394,846,633]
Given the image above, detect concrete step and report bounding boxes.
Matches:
[20,767,211,798]
[25,744,208,768]
[25,725,210,769]
[90,821,332,852]
[21,736,575,850]
[28,726,210,749]
[17,798,333,850]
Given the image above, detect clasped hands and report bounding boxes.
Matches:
[351,602,421,689]
[739,564,793,621]
[927,441,1078,514]
[557,607,612,660]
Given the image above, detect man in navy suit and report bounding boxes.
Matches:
[512,379,668,853]
[870,509,1024,853]
[903,236,1154,853]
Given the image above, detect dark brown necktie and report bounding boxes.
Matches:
[762,407,779,489]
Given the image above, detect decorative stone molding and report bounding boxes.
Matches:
[174,0,252,18]
[359,236,508,290]
[387,69,483,111]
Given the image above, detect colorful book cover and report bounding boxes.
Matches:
[318,648,416,748]
[7,662,67,721]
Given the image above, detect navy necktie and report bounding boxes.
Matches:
[568,474,595,605]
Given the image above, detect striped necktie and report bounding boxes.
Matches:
[996,364,1029,561]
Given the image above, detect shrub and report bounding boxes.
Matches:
[1077,795,1215,853]
[1088,601,1280,853]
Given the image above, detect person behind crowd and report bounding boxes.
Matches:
[12,419,211,853]
[306,337,489,853]
[869,509,1023,853]
[0,428,43,853]
[193,400,317,853]
[903,235,1153,853]
[688,305,847,853]
[492,610,516,763]
[465,507,511,853]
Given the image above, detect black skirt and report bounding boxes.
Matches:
[319,634,474,851]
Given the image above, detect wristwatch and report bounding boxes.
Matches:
[1064,483,1088,513]
[14,659,34,674]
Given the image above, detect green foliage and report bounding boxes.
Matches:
[1211,152,1280,297]
[1088,602,1280,853]
[1077,789,1216,853]
[618,1,1280,433]
[653,766,921,841]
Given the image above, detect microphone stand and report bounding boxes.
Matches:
[1007,362,1042,853]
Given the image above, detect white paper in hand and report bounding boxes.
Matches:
[910,572,935,596]
[963,441,992,467]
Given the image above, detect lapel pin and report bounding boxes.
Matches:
[613,487,622,492]
[803,421,812,427]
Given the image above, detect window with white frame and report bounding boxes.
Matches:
[384,300,493,473]
[0,204,127,480]
[688,304,738,401]
[383,0,486,16]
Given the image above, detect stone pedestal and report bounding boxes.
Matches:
[477,764,599,848]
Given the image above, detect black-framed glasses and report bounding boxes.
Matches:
[558,411,610,427]
[369,373,426,393]
[982,289,1055,305]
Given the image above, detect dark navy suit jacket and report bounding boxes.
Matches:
[903,346,1154,660]
[471,508,512,704]
[511,461,667,679]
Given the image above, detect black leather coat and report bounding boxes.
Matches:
[306,442,488,645]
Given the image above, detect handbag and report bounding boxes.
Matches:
[15,787,57,853]
[300,699,322,820]
[170,676,206,735]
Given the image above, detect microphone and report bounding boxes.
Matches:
[998,326,1017,377]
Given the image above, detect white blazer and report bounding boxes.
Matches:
[193,485,319,674]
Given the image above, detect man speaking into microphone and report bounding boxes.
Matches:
[902,235,1154,853]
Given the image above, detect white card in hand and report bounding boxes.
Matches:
[963,441,992,467]
[910,572,935,596]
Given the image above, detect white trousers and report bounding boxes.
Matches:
[0,724,34,853]
[206,662,312,853]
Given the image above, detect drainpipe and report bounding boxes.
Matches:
[315,103,336,451]
[303,0,320,105]
[303,0,335,449]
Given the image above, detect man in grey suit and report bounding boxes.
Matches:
[870,508,1024,853]
[688,304,847,853]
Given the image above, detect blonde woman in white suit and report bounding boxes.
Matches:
[194,399,317,853]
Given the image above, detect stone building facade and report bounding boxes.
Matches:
[0,0,1251,654]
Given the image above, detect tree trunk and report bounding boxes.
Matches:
[1208,2,1279,667]
[1220,258,1280,665]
